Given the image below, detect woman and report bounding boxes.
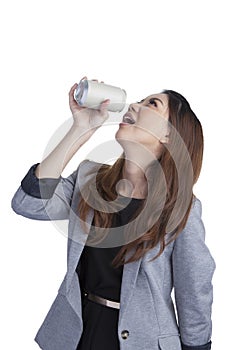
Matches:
[11,77,215,350]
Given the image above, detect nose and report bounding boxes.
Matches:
[129,102,140,113]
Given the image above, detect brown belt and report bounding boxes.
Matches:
[83,291,120,310]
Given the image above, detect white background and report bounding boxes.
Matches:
[1,0,232,349]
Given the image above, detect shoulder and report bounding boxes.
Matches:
[75,159,108,185]
[78,159,107,172]
[181,195,203,234]
[173,195,216,271]
[190,195,202,218]
[173,195,205,248]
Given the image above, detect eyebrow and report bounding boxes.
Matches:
[140,97,164,106]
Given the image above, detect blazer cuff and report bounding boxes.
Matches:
[21,163,61,199]
[181,340,212,350]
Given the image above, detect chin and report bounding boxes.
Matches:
[115,128,125,140]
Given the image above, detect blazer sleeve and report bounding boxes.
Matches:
[172,197,216,349]
[11,161,85,221]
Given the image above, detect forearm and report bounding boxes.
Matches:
[35,124,91,178]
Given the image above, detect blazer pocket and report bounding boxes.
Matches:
[34,293,82,350]
[158,335,182,350]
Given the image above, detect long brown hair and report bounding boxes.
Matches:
[77,90,204,267]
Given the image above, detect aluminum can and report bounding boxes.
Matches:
[74,79,127,112]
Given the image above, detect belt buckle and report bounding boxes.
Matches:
[84,291,120,310]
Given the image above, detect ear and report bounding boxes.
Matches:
[159,135,169,144]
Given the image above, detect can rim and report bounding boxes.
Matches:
[74,79,88,106]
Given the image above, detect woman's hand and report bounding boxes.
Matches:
[69,76,110,134]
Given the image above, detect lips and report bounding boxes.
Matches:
[122,112,136,124]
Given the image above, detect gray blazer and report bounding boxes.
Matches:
[11,160,216,350]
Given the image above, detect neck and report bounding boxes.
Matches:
[118,158,149,198]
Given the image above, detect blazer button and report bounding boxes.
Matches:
[121,330,129,339]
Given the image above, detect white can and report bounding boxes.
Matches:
[74,79,127,112]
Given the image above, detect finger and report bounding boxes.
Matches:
[79,76,87,82]
[100,99,110,113]
[101,99,110,104]
[69,83,78,96]
[69,84,81,109]
[69,83,79,97]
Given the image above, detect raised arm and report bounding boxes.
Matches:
[35,79,110,179]
[11,78,110,220]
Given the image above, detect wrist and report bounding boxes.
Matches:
[70,123,95,140]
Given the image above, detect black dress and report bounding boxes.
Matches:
[76,195,144,350]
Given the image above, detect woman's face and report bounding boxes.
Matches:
[115,93,170,158]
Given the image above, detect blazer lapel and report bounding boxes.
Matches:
[119,248,143,321]
[66,162,96,285]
